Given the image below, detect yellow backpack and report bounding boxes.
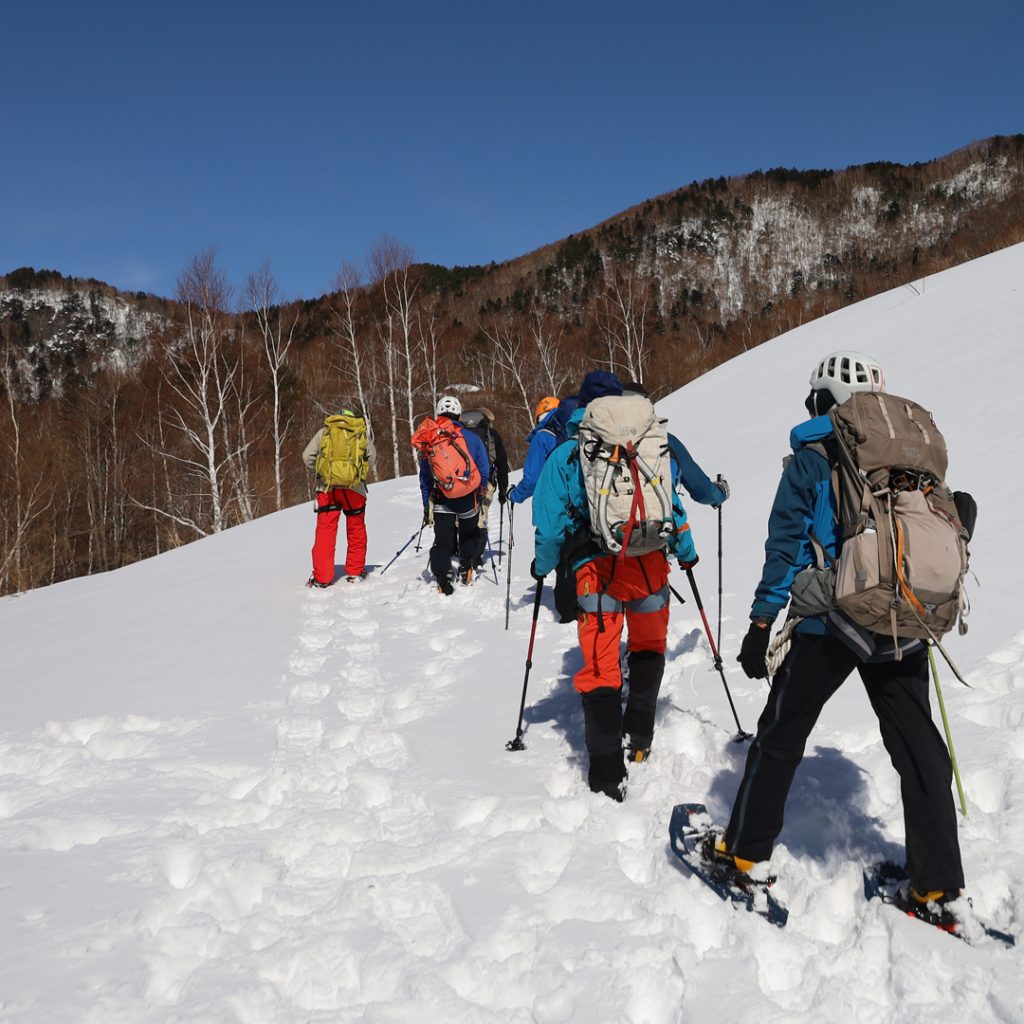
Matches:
[315,414,368,488]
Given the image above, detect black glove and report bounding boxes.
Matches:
[712,476,730,509]
[953,490,977,541]
[678,555,699,571]
[737,620,771,680]
[498,490,508,506]
[422,504,431,526]
[530,559,547,581]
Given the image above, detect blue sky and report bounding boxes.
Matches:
[2,0,1020,301]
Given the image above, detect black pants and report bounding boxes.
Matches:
[581,651,664,789]
[724,633,963,892]
[430,497,482,581]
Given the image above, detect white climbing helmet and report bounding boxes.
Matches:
[809,351,885,406]
[435,395,462,418]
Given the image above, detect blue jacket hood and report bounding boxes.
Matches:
[565,405,586,439]
[790,415,834,451]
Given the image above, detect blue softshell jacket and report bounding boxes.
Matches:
[531,409,719,575]
[418,417,491,506]
[508,396,578,505]
[667,435,729,507]
[750,416,838,635]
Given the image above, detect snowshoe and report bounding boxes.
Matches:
[864,860,1014,946]
[307,576,332,589]
[668,803,788,928]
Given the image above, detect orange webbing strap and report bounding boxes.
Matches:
[894,517,927,617]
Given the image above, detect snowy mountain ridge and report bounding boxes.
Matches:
[0,284,169,399]
[1,244,1023,1022]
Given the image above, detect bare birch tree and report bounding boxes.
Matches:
[247,262,297,510]
[137,249,241,536]
[368,236,418,467]
[598,264,653,383]
[480,319,534,422]
[527,309,577,396]
[374,308,402,478]
[0,340,49,593]
[417,295,446,410]
[329,261,374,437]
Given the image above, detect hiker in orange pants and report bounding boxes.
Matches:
[311,487,367,582]
[531,370,724,800]
[573,551,670,787]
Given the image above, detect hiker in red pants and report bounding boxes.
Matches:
[302,407,375,586]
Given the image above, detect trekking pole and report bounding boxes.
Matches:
[498,502,505,567]
[684,567,752,743]
[379,530,419,576]
[504,506,515,630]
[506,578,544,751]
[486,528,499,585]
[928,643,968,816]
[716,474,724,656]
[415,504,430,553]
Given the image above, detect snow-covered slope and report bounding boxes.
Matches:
[2,245,1023,1022]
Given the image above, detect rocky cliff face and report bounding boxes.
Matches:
[0,279,172,400]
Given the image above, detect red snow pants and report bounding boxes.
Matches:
[573,551,670,694]
[311,488,367,583]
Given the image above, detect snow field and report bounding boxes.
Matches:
[2,244,1024,1021]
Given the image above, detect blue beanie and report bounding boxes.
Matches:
[578,370,623,407]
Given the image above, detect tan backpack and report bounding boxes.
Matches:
[577,394,675,556]
[828,392,969,643]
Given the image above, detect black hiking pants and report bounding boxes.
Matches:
[430,496,483,581]
[724,633,964,892]
[581,651,664,790]
[553,559,578,623]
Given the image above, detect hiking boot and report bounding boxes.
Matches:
[625,733,652,764]
[699,833,760,885]
[458,566,474,586]
[437,576,455,596]
[590,779,626,802]
[344,572,366,583]
[898,886,962,929]
[587,750,626,802]
[307,576,332,589]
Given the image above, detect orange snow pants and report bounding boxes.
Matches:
[311,487,367,583]
[573,551,670,693]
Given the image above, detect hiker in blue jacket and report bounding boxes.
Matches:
[531,371,724,799]
[418,395,490,594]
[508,396,578,505]
[509,394,580,620]
[710,351,964,914]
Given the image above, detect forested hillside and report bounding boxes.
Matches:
[2,135,1023,594]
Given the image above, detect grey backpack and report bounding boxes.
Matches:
[827,391,969,642]
[577,394,675,556]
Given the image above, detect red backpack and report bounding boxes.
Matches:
[411,417,481,499]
